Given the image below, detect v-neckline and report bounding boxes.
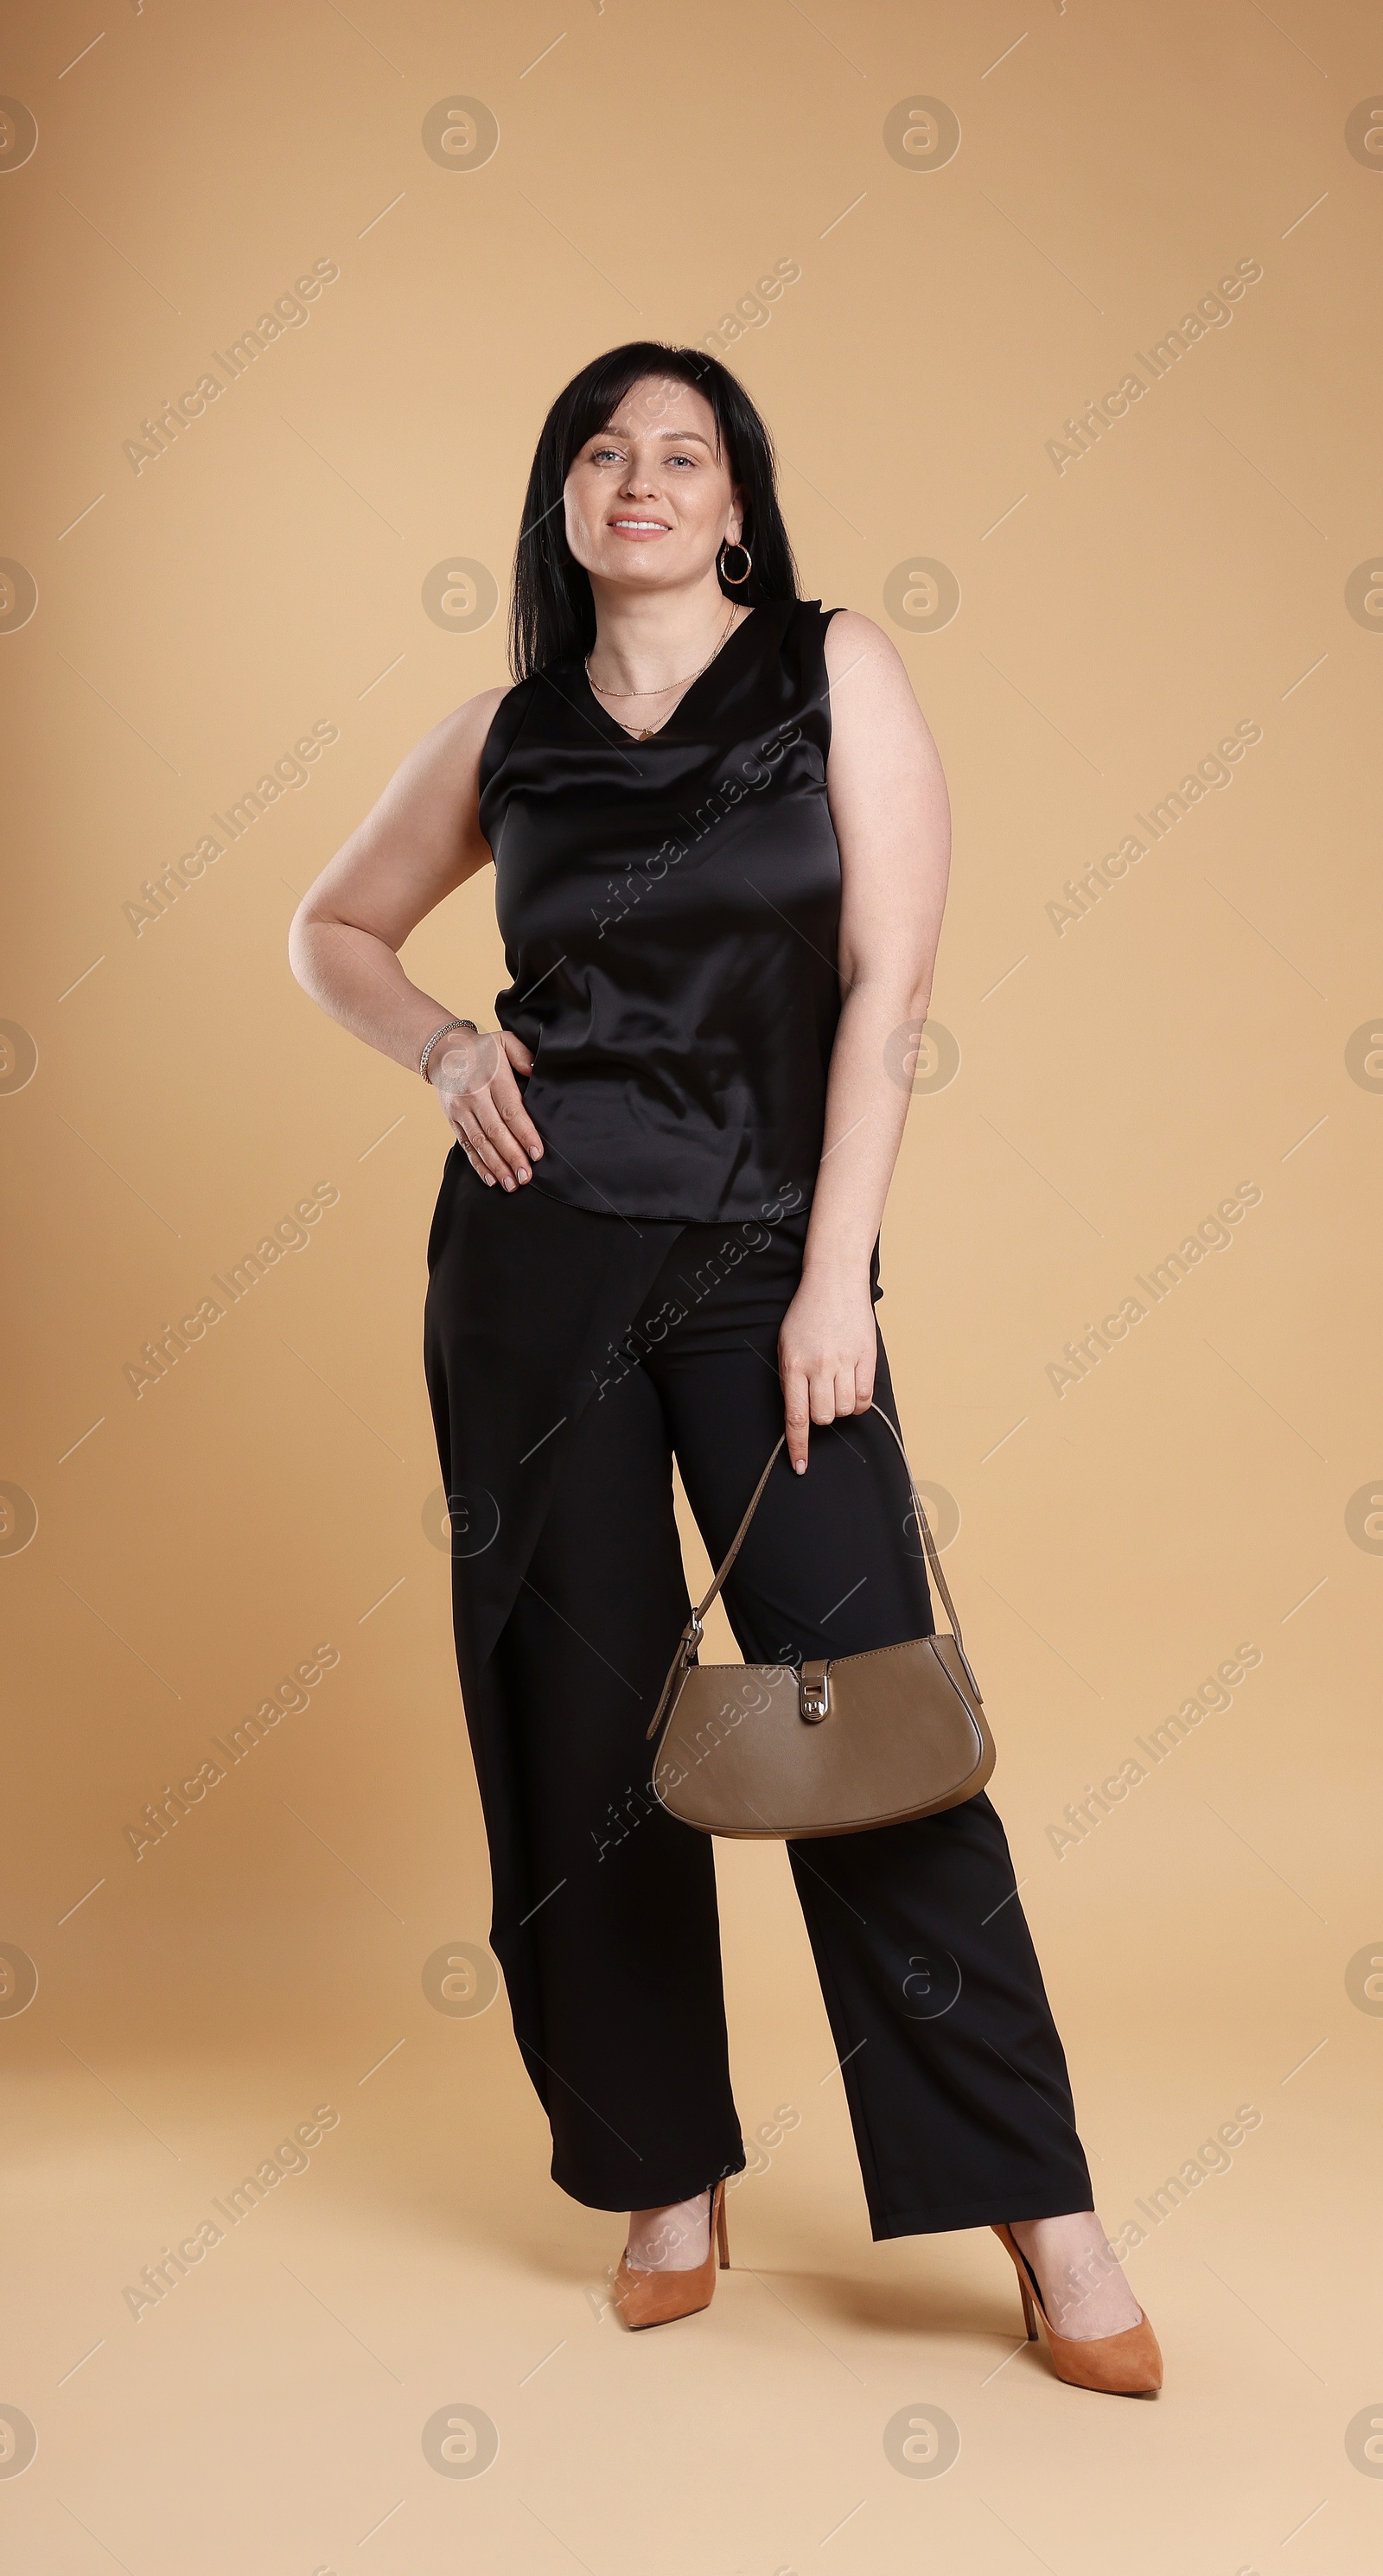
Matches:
[583,605,760,744]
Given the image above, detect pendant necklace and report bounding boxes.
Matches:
[585,603,742,739]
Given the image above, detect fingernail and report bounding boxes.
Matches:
[502,1177,514,1192]
[794,1460,806,1475]
[517,1168,530,1183]
[532,1145,543,1158]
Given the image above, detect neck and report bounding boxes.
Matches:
[586,571,739,692]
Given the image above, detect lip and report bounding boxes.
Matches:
[608,515,671,539]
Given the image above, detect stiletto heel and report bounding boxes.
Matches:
[613,2181,729,2331]
[991,2222,1163,2395]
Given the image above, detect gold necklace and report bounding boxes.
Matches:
[585,604,742,738]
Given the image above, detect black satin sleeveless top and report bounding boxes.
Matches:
[477,598,844,1224]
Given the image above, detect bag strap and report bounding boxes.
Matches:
[699,1400,966,1641]
[646,1404,968,1743]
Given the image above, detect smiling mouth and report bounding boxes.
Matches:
[609,516,670,533]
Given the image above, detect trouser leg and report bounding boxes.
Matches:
[660,1320,1095,2239]
[488,1344,744,2213]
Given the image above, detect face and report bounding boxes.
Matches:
[563,375,742,594]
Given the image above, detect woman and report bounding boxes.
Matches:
[289,342,1161,2394]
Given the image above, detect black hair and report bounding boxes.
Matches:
[508,341,800,680]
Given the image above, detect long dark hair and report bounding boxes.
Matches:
[508,342,800,680]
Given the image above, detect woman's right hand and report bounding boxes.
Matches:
[429,1026,545,1191]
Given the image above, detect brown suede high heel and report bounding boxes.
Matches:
[992,2222,1163,2395]
[612,2182,730,2331]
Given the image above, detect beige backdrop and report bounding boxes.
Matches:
[3,2,1380,2568]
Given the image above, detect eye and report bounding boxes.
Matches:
[666,451,698,468]
[589,443,625,464]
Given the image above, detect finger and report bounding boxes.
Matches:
[457,1134,495,1187]
[781,1368,811,1475]
[488,1057,545,1163]
[834,1366,857,1421]
[808,1367,838,1426]
[467,1090,532,1184]
[455,1120,500,1187]
[853,1353,876,1412]
[453,1107,508,1187]
[500,1028,535,1076]
[466,1102,529,1185]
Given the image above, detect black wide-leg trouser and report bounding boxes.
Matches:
[424,1170,1094,2238]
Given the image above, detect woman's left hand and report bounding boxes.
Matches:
[778,1272,877,1474]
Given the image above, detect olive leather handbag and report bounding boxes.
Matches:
[646,1405,996,1839]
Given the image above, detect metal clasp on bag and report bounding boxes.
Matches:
[798,1660,832,1723]
[682,1610,704,1664]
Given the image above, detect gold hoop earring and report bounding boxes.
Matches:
[719,539,752,586]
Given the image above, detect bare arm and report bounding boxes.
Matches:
[286,690,545,1187]
[778,611,951,1470]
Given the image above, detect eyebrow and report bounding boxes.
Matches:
[594,425,716,450]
